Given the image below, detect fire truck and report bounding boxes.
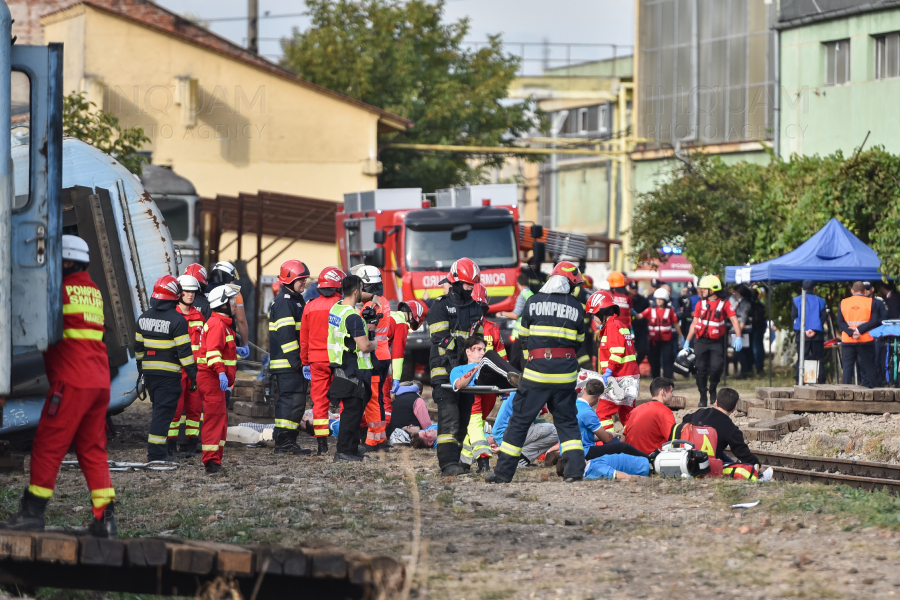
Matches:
[335,184,589,380]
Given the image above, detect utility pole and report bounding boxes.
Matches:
[248,0,258,54]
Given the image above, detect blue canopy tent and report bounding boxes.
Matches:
[724,218,884,386]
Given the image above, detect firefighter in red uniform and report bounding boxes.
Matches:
[167,275,206,457]
[1,236,117,536]
[635,288,678,379]
[390,300,429,386]
[300,266,346,455]
[358,265,393,450]
[197,285,240,473]
[606,271,633,329]
[183,263,211,320]
[684,275,743,407]
[588,291,641,435]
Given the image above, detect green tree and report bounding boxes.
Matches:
[62,91,150,175]
[280,0,541,191]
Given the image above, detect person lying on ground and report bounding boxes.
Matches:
[681,387,759,465]
[387,381,432,441]
[410,424,438,449]
[577,378,650,460]
[488,392,557,468]
[581,452,651,480]
[623,376,677,455]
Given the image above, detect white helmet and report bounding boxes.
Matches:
[208,284,240,309]
[62,235,90,264]
[213,261,236,276]
[177,275,201,292]
[356,265,382,285]
[653,288,671,301]
[598,280,611,291]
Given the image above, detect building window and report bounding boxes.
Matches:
[876,32,900,80]
[598,105,609,134]
[577,108,589,134]
[824,39,851,86]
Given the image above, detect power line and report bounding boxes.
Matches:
[201,11,306,22]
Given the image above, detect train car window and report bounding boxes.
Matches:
[10,71,30,209]
[155,198,189,241]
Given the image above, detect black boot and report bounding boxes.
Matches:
[0,490,48,532]
[317,437,329,455]
[485,472,511,484]
[698,392,708,408]
[334,452,363,462]
[476,457,492,473]
[178,436,198,458]
[441,464,466,477]
[274,432,312,455]
[166,438,178,459]
[205,461,224,474]
[88,501,118,538]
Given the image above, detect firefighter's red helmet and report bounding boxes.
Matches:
[471,283,489,306]
[278,259,310,286]
[152,275,182,301]
[586,290,616,315]
[447,258,480,285]
[399,299,429,330]
[551,261,584,286]
[183,263,208,286]
[317,266,346,289]
[582,274,595,291]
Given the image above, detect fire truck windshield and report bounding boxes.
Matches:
[405,224,518,271]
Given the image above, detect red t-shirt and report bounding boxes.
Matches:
[624,400,675,454]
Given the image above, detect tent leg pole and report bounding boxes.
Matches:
[767,281,773,387]
[799,289,807,386]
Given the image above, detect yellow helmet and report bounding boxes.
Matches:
[697,275,722,292]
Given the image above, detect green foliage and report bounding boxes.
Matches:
[280,0,541,191]
[771,483,900,530]
[629,146,900,326]
[62,91,150,175]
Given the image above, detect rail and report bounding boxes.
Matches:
[752,450,900,495]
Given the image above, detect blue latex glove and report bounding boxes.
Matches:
[302,365,311,380]
[391,379,400,394]
[218,372,229,391]
[733,337,743,352]
[601,368,614,385]
[683,339,691,351]
[236,344,250,359]
[631,308,639,318]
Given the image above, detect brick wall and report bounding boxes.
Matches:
[10,0,280,74]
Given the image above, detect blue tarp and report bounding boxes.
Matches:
[725,218,884,283]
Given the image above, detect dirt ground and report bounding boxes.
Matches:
[5,373,900,600]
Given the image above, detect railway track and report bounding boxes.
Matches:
[753,449,900,494]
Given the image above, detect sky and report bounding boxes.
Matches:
[155,0,635,75]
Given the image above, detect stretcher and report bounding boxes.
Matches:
[440,384,517,394]
[61,460,178,472]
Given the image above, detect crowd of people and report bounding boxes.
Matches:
[0,244,771,538]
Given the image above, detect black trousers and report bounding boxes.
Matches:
[274,371,308,440]
[634,331,649,371]
[508,338,526,372]
[494,386,584,481]
[336,378,372,455]
[649,339,676,379]
[433,384,476,470]
[146,375,183,461]
[585,441,650,460]
[475,350,518,387]
[842,342,877,388]
[694,337,725,406]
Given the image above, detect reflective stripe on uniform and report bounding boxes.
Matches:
[142,361,182,373]
[63,303,104,317]
[431,367,448,379]
[275,418,299,430]
[90,488,115,507]
[281,340,299,353]
[499,441,522,457]
[148,434,167,445]
[270,359,292,369]
[600,418,615,431]
[529,325,582,342]
[437,434,458,446]
[188,320,204,328]
[174,334,191,346]
[28,484,53,498]
[522,368,578,384]
[202,444,220,451]
[429,321,449,333]
[560,439,584,454]
[179,355,195,366]
[269,317,296,331]
[63,329,104,341]
[224,360,237,366]
[140,338,175,349]
[607,354,636,364]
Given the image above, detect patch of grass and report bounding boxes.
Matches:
[770,483,900,530]
[481,589,516,600]
[713,482,754,506]
[829,428,848,435]
[436,490,454,505]
[475,508,498,519]
[518,494,539,502]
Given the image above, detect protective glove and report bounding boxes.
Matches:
[189,378,198,392]
[302,365,311,380]
[218,372,229,391]
[601,368,614,385]
[136,374,147,400]
[733,337,743,352]
[236,344,250,359]
[631,308,639,318]
[391,379,400,394]
[683,339,691,351]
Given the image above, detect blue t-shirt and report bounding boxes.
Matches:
[584,454,650,480]
[575,399,602,454]
[449,362,480,390]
